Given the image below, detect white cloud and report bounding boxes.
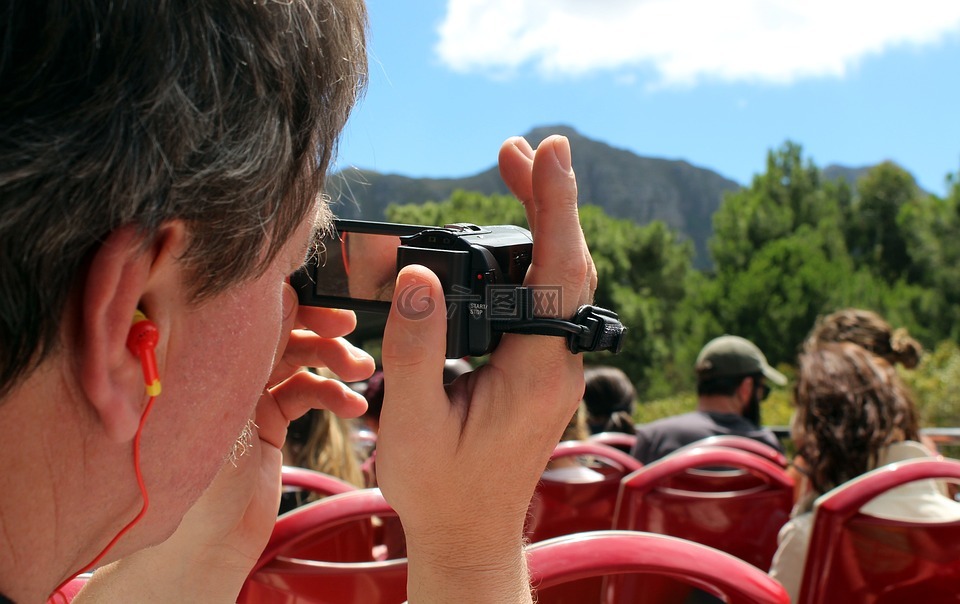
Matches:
[435,0,960,86]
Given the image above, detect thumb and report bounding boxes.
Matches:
[381,265,448,410]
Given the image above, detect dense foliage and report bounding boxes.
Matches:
[384,143,960,428]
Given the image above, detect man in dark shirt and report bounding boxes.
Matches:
[632,335,786,464]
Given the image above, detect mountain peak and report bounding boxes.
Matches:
[525,124,582,142]
[326,126,742,267]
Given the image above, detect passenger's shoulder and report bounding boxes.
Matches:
[638,412,701,429]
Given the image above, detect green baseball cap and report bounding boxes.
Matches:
[695,335,787,386]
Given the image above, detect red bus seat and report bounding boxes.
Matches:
[797,458,960,604]
[672,434,787,468]
[281,465,358,499]
[614,446,793,569]
[527,441,642,543]
[527,530,789,604]
[240,488,406,604]
[587,431,638,454]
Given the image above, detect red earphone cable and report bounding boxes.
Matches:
[49,394,157,601]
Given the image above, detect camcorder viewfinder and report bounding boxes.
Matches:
[290,219,625,358]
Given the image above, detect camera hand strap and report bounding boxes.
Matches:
[489,288,626,354]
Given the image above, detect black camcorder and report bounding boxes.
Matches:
[290,219,625,358]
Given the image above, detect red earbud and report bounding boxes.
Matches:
[127,310,161,397]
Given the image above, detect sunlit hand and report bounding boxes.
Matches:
[376,135,597,603]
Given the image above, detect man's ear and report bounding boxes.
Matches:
[78,222,187,442]
[736,376,755,408]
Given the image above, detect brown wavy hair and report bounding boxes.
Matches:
[793,342,920,496]
[806,308,922,369]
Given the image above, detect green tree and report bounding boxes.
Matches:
[701,227,853,366]
[845,162,919,282]
[702,143,856,364]
[710,141,844,273]
[386,190,527,227]
[578,206,694,396]
[894,172,960,341]
[903,340,960,428]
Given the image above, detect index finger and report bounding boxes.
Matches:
[499,136,537,232]
[490,135,591,377]
[294,305,359,338]
[516,135,588,317]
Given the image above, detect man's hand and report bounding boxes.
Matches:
[376,135,597,603]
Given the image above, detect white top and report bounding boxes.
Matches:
[769,441,960,602]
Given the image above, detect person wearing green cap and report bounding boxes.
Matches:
[630,335,786,464]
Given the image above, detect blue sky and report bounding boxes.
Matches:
[334,0,960,196]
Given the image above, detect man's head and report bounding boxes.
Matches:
[0,0,367,398]
[582,365,636,432]
[695,335,786,421]
[0,0,368,562]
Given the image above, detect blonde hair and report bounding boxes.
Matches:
[286,409,364,489]
[560,403,590,442]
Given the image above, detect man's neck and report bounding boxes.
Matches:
[0,367,94,604]
[696,395,744,416]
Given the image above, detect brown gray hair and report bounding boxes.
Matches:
[793,342,920,496]
[0,0,368,396]
[807,308,922,369]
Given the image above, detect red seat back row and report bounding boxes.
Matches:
[798,458,960,604]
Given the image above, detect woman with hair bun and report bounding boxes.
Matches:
[806,307,923,369]
[769,343,960,601]
[802,307,937,454]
